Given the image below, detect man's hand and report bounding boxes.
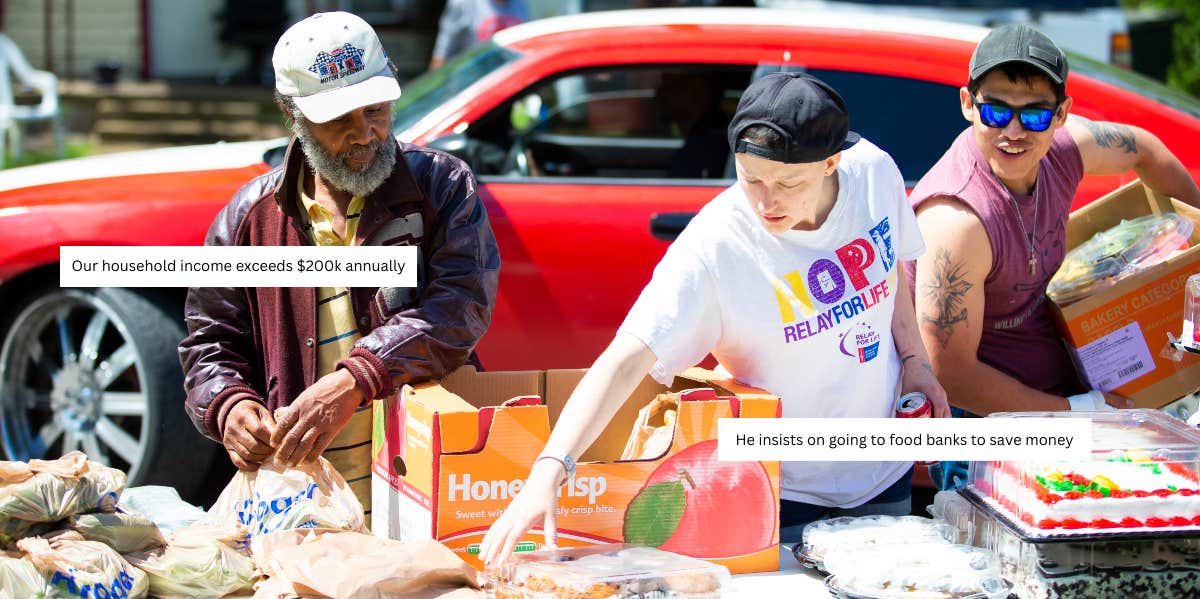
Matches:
[271,369,365,467]
[901,356,951,419]
[222,400,276,471]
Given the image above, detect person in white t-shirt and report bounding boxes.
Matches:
[478,72,949,565]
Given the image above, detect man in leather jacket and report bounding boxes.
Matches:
[178,12,500,511]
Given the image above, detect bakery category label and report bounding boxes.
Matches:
[1073,323,1157,391]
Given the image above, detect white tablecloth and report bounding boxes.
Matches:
[729,545,833,596]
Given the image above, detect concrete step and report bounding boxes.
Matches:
[61,80,275,102]
[62,78,281,146]
[95,117,269,144]
[96,98,266,118]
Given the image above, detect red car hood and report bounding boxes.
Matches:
[0,138,284,209]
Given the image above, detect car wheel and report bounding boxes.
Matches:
[0,287,217,497]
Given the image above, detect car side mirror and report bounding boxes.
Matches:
[426,133,506,175]
[426,133,472,157]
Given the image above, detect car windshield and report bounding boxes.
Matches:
[391,42,523,135]
[1069,51,1200,120]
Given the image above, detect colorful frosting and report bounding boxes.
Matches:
[980,452,1200,530]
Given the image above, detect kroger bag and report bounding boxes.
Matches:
[17,533,148,599]
[0,452,125,526]
[1,551,45,599]
[205,456,364,549]
[251,528,482,599]
[68,512,165,554]
[125,521,257,599]
[620,394,679,461]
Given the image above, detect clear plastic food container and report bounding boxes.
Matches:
[794,515,957,570]
[486,544,730,599]
[822,542,1011,599]
[928,489,977,545]
[1048,212,1194,305]
[1181,273,1200,352]
[962,410,1200,541]
[979,508,1200,598]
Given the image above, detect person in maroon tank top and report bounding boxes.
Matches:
[903,25,1200,472]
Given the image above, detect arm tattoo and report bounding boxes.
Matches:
[900,353,935,374]
[1083,120,1137,154]
[921,248,973,348]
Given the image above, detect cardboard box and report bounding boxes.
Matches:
[1052,179,1200,407]
[370,366,781,573]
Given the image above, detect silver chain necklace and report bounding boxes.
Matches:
[1008,184,1041,276]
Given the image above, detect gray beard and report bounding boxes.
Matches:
[292,118,397,198]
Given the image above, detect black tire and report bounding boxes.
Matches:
[0,286,219,499]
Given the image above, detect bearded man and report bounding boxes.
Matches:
[178,11,500,516]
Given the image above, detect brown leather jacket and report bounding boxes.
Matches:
[179,138,500,442]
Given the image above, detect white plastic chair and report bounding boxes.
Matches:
[0,34,62,168]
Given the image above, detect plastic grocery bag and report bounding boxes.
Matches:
[1,551,45,599]
[119,486,205,535]
[0,515,59,547]
[0,452,125,526]
[620,394,679,461]
[205,456,364,549]
[124,521,257,599]
[250,528,482,599]
[69,512,165,554]
[17,532,148,599]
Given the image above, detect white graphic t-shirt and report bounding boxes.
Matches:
[619,139,925,507]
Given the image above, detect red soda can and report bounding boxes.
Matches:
[895,392,931,418]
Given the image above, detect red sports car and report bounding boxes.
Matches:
[2,8,1198,494]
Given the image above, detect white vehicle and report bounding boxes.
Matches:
[761,0,1130,66]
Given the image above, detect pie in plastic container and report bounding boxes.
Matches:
[794,515,957,571]
[822,542,1012,599]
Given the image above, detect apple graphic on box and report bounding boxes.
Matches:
[623,439,775,557]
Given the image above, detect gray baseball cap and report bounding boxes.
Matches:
[969,24,1068,86]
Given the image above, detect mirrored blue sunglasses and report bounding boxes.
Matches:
[974,98,1058,132]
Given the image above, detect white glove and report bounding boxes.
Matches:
[1066,390,1115,411]
[1187,410,1200,427]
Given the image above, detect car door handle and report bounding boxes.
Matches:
[649,212,697,241]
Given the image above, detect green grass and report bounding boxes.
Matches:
[4,141,93,168]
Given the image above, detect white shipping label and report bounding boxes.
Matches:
[1075,322,1157,391]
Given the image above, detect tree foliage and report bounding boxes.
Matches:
[1125,0,1200,96]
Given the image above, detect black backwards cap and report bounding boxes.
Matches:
[969,23,1068,86]
[728,72,860,164]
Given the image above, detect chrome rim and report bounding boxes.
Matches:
[0,290,149,478]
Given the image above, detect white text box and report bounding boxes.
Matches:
[717,417,1092,462]
[60,246,418,288]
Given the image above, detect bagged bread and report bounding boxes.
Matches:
[620,394,679,460]
[0,452,125,526]
[0,551,45,599]
[69,511,164,554]
[205,456,364,549]
[17,533,148,598]
[251,528,482,599]
[125,521,257,599]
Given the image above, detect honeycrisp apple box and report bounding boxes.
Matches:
[1052,179,1200,407]
[370,365,782,573]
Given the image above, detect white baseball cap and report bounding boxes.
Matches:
[273,11,402,124]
